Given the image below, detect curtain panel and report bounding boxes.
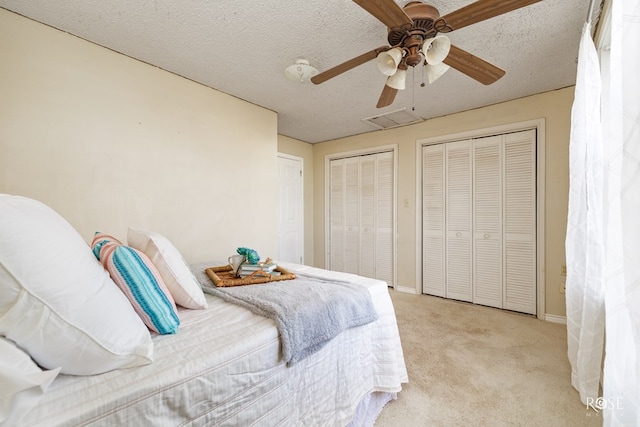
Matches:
[567,0,640,425]
[601,0,640,425]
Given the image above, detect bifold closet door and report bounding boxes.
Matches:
[422,144,446,297]
[344,157,360,275]
[503,130,536,314]
[374,152,394,285]
[329,159,345,272]
[358,152,394,284]
[359,154,376,278]
[473,136,503,308]
[421,129,536,315]
[329,152,394,286]
[329,157,360,275]
[421,141,473,301]
[445,141,473,302]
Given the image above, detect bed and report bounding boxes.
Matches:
[0,194,407,426]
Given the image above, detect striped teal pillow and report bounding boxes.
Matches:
[100,241,180,335]
[91,232,122,260]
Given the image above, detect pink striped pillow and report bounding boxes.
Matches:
[100,241,180,335]
[91,232,122,260]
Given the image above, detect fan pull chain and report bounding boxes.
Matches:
[412,67,416,111]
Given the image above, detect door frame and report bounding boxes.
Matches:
[415,119,546,319]
[324,144,399,287]
[277,152,304,265]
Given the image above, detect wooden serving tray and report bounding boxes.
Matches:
[205,265,296,287]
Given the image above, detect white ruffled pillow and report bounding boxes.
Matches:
[128,228,207,309]
[0,194,154,375]
[0,337,60,425]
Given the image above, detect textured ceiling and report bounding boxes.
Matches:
[0,1,599,143]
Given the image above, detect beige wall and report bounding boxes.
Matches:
[312,88,574,317]
[276,135,314,264]
[0,9,278,263]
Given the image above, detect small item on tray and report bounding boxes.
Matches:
[227,254,245,277]
[236,247,260,264]
[239,258,276,277]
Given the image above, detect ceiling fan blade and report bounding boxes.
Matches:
[376,84,398,108]
[352,0,413,30]
[311,46,390,85]
[440,0,542,32]
[443,45,505,85]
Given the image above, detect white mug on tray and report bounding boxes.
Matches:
[228,254,245,274]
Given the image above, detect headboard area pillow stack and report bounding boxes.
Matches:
[0,194,215,423]
[0,194,154,376]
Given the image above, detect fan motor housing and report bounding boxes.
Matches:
[387,2,440,46]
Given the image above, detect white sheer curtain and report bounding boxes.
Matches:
[601,0,640,425]
[566,0,640,424]
[566,19,606,404]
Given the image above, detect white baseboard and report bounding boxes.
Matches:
[545,314,567,324]
[389,287,568,323]
[394,285,419,295]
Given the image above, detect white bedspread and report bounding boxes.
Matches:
[18,263,407,426]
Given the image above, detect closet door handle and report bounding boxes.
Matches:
[456,232,462,237]
[484,233,490,239]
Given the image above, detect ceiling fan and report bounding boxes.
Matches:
[311,0,542,108]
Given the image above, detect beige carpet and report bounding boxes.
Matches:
[375,290,602,427]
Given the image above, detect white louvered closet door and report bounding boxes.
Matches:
[329,159,345,272]
[445,141,473,302]
[328,152,395,286]
[359,154,376,278]
[375,152,394,285]
[421,129,536,315]
[473,136,503,308]
[344,157,360,275]
[503,130,536,314]
[422,144,446,297]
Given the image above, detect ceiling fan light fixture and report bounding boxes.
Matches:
[309,0,539,109]
[385,68,407,90]
[284,59,318,83]
[376,47,403,76]
[422,35,451,65]
[425,62,450,83]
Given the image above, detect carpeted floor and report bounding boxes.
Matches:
[375,290,602,427]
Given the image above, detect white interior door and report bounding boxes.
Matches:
[277,154,304,264]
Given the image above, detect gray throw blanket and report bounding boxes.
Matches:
[191,265,378,365]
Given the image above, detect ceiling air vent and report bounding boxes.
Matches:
[362,108,423,130]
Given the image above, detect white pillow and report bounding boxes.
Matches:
[128,228,207,309]
[0,337,60,425]
[0,194,153,375]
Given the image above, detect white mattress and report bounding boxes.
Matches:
[19,263,407,426]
